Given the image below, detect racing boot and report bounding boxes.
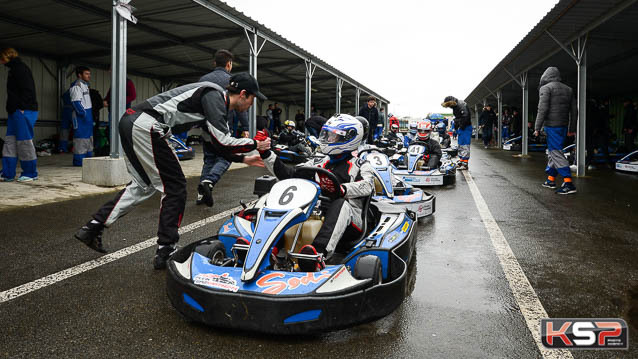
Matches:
[74,220,107,253]
[298,244,326,272]
[197,180,214,207]
[555,181,577,195]
[542,179,556,189]
[153,245,177,270]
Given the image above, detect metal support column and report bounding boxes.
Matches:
[521,72,529,156]
[110,2,128,158]
[245,29,268,137]
[474,104,479,139]
[576,46,587,176]
[355,88,360,114]
[497,90,503,148]
[335,78,343,114]
[305,60,316,124]
[546,31,588,176]
[56,64,65,126]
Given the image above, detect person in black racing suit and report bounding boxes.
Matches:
[413,120,442,169]
[257,114,374,271]
[277,120,311,156]
[436,122,451,148]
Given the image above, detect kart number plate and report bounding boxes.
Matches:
[503,144,512,150]
[367,153,389,167]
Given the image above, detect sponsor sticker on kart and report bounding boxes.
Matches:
[503,143,512,150]
[615,162,638,172]
[193,273,239,292]
[402,175,444,185]
[256,271,332,295]
[411,201,432,216]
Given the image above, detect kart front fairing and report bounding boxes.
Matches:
[362,150,435,218]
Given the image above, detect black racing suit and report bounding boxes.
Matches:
[261,150,375,257]
[438,131,451,148]
[277,129,310,156]
[412,139,442,168]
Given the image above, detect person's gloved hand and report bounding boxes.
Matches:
[254,130,271,153]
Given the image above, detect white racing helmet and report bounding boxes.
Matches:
[417,120,433,140]
[409,121,418,134]
[318,114,364,156]
[391,123,399,132]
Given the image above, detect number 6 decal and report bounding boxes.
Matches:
[279,185,297,205]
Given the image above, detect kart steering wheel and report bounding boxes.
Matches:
[295,166,342,199]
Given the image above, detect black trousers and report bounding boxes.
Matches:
[93,112,186,246]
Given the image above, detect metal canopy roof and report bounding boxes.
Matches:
[465,0,638,109]
[0,0,389,111]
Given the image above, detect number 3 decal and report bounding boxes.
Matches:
[279,185,297,205]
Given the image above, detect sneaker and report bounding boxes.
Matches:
[556,182,577,195]
[17,175,38,182]
[74,221,107,253]
[542,180,556,189]
[197,181,214,207]
[298,244,325,272]
[153,245,177,270]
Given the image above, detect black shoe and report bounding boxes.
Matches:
[197,181,214,207]
[153,245,177,270]
[74,221,107,253]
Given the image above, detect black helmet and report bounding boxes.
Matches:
[354,116,369,143]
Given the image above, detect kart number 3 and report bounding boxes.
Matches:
[279,185,297,205]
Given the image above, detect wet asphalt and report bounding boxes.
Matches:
[1,141,637,358]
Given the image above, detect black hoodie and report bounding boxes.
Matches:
[5,57,38,113]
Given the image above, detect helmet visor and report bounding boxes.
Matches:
[319,125,355,145]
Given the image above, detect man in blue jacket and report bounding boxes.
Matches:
[197,49,250,207]
[69,66,94,166]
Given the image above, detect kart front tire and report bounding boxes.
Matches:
[354,255,382,285]
[194,239,226,265]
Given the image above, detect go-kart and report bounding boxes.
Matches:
[169,135,195,160]
[359,148,435,219]
[503,134,547,152]
[392,143,456,186]
[615,150,638,173]
[166,167,417,334]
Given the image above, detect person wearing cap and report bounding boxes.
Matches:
[442,96,472,169]
[72,72,270,270]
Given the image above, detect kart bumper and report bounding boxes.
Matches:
[394,170,455,186]
[615,162,638,173]
[166,240,415,335]
[374,194,435,218]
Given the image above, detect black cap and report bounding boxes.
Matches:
[229,72,267,101]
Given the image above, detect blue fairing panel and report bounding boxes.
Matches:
[191,253,340,295]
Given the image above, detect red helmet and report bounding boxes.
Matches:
[391,123,399,132]
[416,120,432,140]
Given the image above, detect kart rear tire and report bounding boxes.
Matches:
[354,255,382,285]
[194,239,226,265]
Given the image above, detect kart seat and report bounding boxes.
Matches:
[283,218,323,253]
[373,177,384,195]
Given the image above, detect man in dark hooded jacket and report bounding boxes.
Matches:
[442,96,472,169]
[534,66,577,195]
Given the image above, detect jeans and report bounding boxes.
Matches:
[200,143,231,185]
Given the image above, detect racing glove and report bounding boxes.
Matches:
[254,130,270,156]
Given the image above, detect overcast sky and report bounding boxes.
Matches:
[222,0,559,117]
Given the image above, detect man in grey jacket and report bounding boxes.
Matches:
[197,49,250,206]
[534,67,577,194]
